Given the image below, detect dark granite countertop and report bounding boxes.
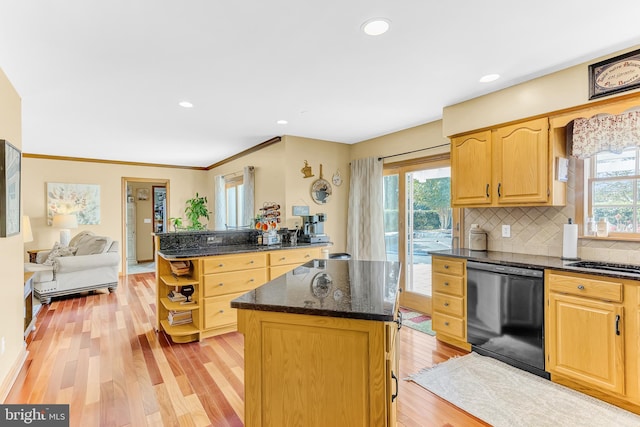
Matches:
[158,242,332,259]
[230,259,401,322]
[429,249,640,281]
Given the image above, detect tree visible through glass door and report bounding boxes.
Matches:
[405,167,452,299]
[384,159,455,314]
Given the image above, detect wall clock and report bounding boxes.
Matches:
[332,170,342,186]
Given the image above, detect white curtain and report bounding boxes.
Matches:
[214,174,226,230]
[572,110,640,158]
[347,157,386,261]
[242,166,255,227]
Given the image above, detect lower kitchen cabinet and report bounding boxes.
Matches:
[237,309,398,426]
[156,246,325,343]
[268,246,321,279]
[545,270,640,412]
[431,255,471,351]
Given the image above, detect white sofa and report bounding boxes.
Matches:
[24,231,120,304]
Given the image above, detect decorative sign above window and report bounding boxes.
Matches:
[589,48,640,100]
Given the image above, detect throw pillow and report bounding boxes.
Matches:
[74,236,113,256]
[43,242,78,265]
[68,230,95,248]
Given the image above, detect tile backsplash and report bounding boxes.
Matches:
[463,158,640,263]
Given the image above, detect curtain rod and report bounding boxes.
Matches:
[377,142,451,161]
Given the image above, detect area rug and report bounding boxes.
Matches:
[407,352,640,427]
[399,307,435,336]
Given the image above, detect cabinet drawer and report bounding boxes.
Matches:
[433,273,465,297]
[433,293,464,317]
[269,248,320,267]
[433,257,464,276]
[203,253,267,274]
[432,313,465,340]
[548,273,622,302]
[203,292,245,329]
[203,269,267,297]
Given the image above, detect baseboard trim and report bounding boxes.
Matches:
[0,346,28,403]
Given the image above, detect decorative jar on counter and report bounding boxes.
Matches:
[596,218,609,237]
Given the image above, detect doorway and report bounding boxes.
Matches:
[383,154,460,314]
[122,177,170,275]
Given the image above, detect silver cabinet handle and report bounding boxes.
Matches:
[577,285,585,290]
[218,283,224,287]
[280,257,286,261]
[444,302,449,307]
[249,278,255,282]
[444,265,449,269]
[219,310,224,313]
[305,254,311,258]
[218,263,224,267]
[444,282,449,286]
[444,321,450,326]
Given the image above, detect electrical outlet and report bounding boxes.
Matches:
[502,224,511,238]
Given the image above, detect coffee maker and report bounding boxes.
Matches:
[298,213,330,243]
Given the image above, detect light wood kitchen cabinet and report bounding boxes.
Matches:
[268,246,321,279]
[451,117,565,207]
[493,118,549,204]
[546,270,640,412]
[156,246,326,343]
[431,255,471,351]
[238,309,399,426]
[451,130,492,206]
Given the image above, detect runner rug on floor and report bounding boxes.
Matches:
[407,352,640,427]
[399,307,435,336]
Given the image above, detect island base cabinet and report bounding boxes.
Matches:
[238,309,397,427]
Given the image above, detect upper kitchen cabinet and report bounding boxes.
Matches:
[451,117,566,207]
[493,118,549,204]
[451,130,492,206]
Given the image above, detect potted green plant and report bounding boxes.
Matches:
[185,193,210,230]
[169,217,183,232]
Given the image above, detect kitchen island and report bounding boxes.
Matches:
[231,259,401,427]
[154,229,331,343]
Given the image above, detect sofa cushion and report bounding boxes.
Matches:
[74,235,113,256]
[43,242,77,265]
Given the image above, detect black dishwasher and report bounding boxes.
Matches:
[466,261,549,379]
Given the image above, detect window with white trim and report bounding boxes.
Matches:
[585,147,640,236]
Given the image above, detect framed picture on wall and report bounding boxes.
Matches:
[137,188,149,201]
[47,182,101,225]
[0,140,21,237]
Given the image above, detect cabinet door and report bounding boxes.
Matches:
[451,130,492,206]
[385,321,399,426]
[493,117,549,204]
[547,292,625,394]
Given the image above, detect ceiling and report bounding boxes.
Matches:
[2,1,640,168]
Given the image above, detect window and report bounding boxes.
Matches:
[585,147,640,237]
[225,175,244,228]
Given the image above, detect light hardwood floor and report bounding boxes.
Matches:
[7,272,488,427]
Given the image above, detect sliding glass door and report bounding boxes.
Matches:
[384,155,459,314]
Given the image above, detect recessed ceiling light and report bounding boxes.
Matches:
[479,74,500,83]
[362,18,390,36]
[276,119,288,125]
[179,101,193,108]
